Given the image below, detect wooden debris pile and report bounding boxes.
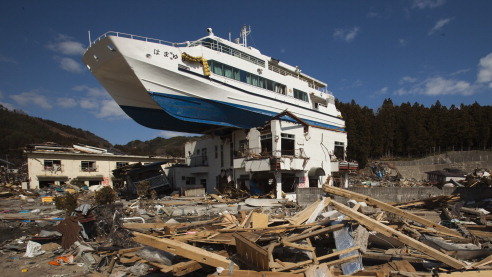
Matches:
[111,186,492,276]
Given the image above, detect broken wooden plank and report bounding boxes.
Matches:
[233,232,269,271]
[282,224,344,243]
[328,199,466,269]
[275,246,360,272]
[323,186,462,237]
[132,232,238,269]
[289,200,323,225]
[171,260,203,276]
[251,212,269,228]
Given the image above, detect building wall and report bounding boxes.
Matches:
[170,119,348,197]
[27,152,173,189]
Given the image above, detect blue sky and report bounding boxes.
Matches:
[1,0,491,144]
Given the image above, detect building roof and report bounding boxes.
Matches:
[24,144,183,161]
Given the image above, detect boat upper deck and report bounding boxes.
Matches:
[90,31,329,93]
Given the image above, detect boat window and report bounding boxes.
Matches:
[240,70,247,83]
[251,75,259,86]
[258,77,265,89]
[233,68,241,81]
[275,83,286,95]
[213,62,223,76]
[224,65,233,78]
[294,89,309,102]
[207,60,286,95]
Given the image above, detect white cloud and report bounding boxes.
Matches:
[56,97,77,108]
[396,77,474,96]
[333,27,360,42]
[0,102,15,111]
[79,99,98,109]
[57,57,84,73]
[47,34,85,56]
[412,0,446,9]
[374,87,388,95]
[398,38,408,46]
[450,68,470,76]
[477,53,492,88]
[10,91,53,109]
[0,54,18,64]
[72,85,107,98]
[399,76,417,84]
[95,99,127,119]
[428,18,453,35]
[366,11,379,18]
[157,130,198,138]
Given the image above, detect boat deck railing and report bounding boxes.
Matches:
[91,31,189,47]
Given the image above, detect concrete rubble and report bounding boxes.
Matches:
[1,172,492,277]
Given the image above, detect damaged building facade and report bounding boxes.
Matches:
[169,112,355,200]
[26,144,180,189]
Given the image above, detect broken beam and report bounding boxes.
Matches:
[328,199,466,269]
[132,232,238,269]
[323,186,462,237]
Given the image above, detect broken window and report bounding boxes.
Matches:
[202,148,208,166]
[334,141,345,160]
[260,134,272,156]
[200,179,206,187]
[281,173,297,193]
[81,161,97,172]
[44,160,61,171]
[185,177,196,185]
[220,145,224,167]
[281,133,295,156]
[116,162,129,168]
[238,139,248,157]
[230,142,233,166]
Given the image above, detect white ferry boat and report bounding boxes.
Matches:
[83,27,345,134]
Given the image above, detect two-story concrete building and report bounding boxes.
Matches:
[168,112,354,200]
[26,144,181,189]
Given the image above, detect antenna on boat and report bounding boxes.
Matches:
[240,25,251,47]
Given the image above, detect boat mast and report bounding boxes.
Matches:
[240,25,251,47]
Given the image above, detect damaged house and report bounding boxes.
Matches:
[168,111,356,199]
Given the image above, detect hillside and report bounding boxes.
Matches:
[0,105,111,165]
[114,136,201,157]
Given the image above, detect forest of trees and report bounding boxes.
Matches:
[336,99,492,168]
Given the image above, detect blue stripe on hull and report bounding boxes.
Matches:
[149,92,345,132]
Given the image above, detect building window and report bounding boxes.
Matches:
[293,89,309,102]
[334,141,345,160]
[237,140,248,157]
[215,145,218,159]
[185,177,196,185]
[81,161,97,172]
[116,162,129,168]
[202,148,208,166]
[281,133,295,156]
[220,145,224,167]
[230,142,234,166]
[44,160,62,171]
[260,134,273,156]
[200,179,207,187]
